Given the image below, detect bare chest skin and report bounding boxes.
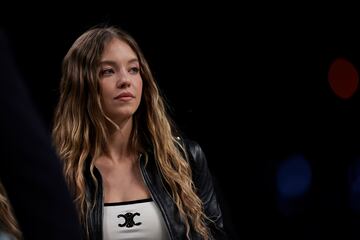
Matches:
[95,155,150,203]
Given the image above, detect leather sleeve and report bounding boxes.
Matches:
[184,139,228,239]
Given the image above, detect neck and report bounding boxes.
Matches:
[106,117,135,163]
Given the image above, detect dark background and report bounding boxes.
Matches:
[3,5,360,239]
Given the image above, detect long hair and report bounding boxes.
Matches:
[0,182,22,239]
[52,26,210,239]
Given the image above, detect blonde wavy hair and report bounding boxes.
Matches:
[0,182,22,239]
[52,26,210,239]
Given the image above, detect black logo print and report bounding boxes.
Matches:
[117,212,142,228]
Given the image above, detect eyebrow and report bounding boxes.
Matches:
[99,58,139,66]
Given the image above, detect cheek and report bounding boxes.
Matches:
[99,87,112,110]
[137,79,143,97]
[100,83,112,99]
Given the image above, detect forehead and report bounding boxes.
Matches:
[101,38,137,60]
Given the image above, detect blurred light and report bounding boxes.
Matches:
[328,58,358,99]
[277,154,312,198]
[348,158,360,212]
[276,154,312,216]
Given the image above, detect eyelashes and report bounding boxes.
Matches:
[100,68,115,76]
[129,67,140,74]
[100,67,140,77]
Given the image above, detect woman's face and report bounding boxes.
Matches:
[98,38,143,124]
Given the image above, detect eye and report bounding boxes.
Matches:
[129,67,140,75]
[100,68,115,76]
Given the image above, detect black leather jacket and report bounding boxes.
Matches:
[84,139,227,239]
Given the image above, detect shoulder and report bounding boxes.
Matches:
[175,136,208,171]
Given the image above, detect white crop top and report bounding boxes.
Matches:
[103,198,169,240]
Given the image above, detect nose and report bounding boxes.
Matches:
[116,70,131,88]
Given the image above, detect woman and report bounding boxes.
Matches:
[52,25,227,240]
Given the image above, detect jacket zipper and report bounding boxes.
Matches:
[138,153,174,240]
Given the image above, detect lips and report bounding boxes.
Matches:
[114,92,135,99]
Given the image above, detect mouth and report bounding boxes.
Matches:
[114,92,135,100]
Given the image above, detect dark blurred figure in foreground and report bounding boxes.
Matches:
[0,29,81,239]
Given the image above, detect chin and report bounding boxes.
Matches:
[112,112,134,121]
